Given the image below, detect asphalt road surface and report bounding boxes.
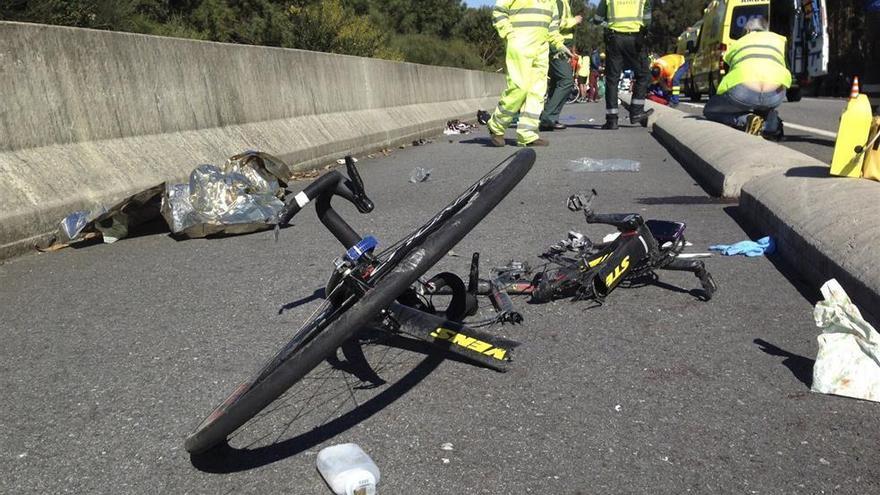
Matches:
[675,97,843,165]
[2,102,878,494]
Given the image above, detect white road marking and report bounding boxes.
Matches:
[678,101,837,139]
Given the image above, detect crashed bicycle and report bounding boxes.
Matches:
[185,150,534,454]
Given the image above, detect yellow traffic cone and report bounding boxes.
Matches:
[830,77,873,177]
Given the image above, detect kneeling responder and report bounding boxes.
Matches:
[702,16,791,139]
[592,0,654,130]
[488,0,571,147]
[648,53,686,106]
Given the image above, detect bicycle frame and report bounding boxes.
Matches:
[278,157,522,371]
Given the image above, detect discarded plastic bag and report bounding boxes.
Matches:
[811,279,880,402]
[568,158,640,172]
[409,167,432,183]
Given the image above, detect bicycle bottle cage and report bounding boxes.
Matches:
[345,235,379,262]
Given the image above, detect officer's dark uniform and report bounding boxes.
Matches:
[593,0,653,129]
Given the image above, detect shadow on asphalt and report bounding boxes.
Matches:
[754,338,814,388]
[784,166,834,178]
[458,137,518,147]
[782,135,835,148]
[190,349,445,473]
[278,287,325,315]
[636,195,738,205]
[721,206,820,306]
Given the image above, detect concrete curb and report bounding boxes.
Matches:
[0,22,504,260]
[621,94,826,198]
[619,93,880,321]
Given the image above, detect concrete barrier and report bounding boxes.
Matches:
[0,22,504,259]
[621,94,879,322]
[741,168,880,323]
[622,95,826,198]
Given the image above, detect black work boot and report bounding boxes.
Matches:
[629,107,655,127]
[601,115,619,130]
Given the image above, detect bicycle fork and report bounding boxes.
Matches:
[659,258,718,300]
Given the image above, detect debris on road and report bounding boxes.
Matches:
[440,443,454,451]
[47,151,294,249]
[567,158,641,173]
[709,236,775,257]
[477,109,490,125]
[444,120,476,135]
[316,443,380,495]
[409,167,432,183]
[811,279,880,403]
[54,184,165,246]
[336,157,359,165]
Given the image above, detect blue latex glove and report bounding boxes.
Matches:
[709,236,775,257]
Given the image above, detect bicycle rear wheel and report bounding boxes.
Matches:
[184,149,534,454]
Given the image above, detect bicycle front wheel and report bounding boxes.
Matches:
[184,149,535,454]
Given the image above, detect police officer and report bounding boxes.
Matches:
[488,0,571,147]
[539,0,583,131]
[592,0,654,130]
[702,16,791,139]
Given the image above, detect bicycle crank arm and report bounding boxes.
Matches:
[383,302,520,372]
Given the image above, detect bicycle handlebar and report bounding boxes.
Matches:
[277,156,374,249]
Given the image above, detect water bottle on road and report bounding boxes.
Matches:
[316,443,381,495]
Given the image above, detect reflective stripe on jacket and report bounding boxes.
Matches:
[557,0,576,42]
[717,31,792,95]
[494,0,565,51]
[595,0,650,33]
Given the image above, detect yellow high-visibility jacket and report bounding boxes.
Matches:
[717,31,792,94]
[493,0,566,53]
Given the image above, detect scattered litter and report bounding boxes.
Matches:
[614,404,622,412]
[477,109,491,125]
[409,167,433,183]
[447,250,460,257]
[17,453,27,459]
[444,119,477,135]
[588,118,596,123]
[811,279,880,402]
[440,443,454,451]
[441,458,450,464]
[55,184,164,245]
[412,138,432,147]
[317,443,380,495]
[47,151,293,249]
[336,157,359,166]
[567,158,641,172]
[819,458,831,466]
[709,236,775,257]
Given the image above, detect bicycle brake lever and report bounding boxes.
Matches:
[344,156,374,214]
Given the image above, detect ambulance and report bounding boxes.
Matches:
[682,0,829,103]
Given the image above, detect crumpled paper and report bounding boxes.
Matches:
[811,279,880,402]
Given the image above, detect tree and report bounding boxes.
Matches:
[453,6,503,69]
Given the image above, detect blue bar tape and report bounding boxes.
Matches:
[345,236,379,262]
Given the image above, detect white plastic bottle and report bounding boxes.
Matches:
[316,443,381,495]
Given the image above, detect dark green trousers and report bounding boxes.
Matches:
[540,47,574,125]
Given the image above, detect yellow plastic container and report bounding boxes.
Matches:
[830,94,873,177]
[862,116,880,182]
